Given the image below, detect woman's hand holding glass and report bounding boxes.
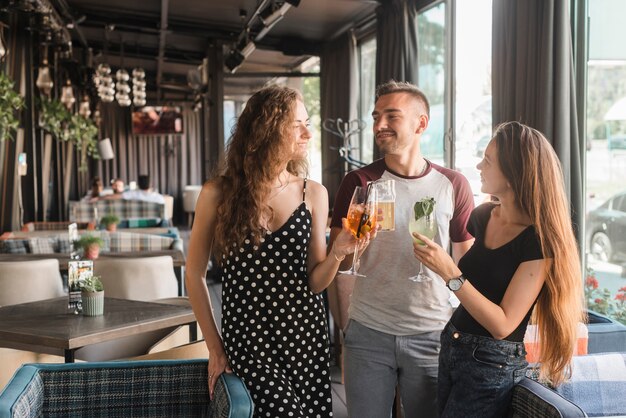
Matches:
[411,232,460,284]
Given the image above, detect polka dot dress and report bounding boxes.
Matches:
[221,186,333,418]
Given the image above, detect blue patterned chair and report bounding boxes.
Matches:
[0,359,253,418]
[510,352,626,417]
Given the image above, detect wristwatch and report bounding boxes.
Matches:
[447,274,466,291]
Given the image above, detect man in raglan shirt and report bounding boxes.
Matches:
[328,80,475,418]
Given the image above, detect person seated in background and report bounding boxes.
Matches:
[122,174,165,204]
[82,176,103,202]
[103,178,125,200]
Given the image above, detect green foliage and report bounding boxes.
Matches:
[79,275,104,292]
[38,97,99,171]
[99,214,120,227]
[413,197,436,220]
[73,234,104,251]
[0,72,26,141]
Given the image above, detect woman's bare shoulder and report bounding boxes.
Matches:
[200,179,222,201]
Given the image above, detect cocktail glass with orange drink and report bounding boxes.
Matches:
[338,184,378,277]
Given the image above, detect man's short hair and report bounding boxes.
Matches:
[138,175,151,191]
[375,80,430,117]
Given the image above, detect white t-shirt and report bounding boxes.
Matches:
[331,159,474,335]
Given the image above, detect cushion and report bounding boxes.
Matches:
[0,239,29,254]
[56,237,73,253]
[27,238,57,254]
[555,352,626,416]
[125,218,161,228]
[108,231,174,252]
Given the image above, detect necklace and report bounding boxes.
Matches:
[269,173,291,199]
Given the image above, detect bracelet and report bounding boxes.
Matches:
[332,248,346,262]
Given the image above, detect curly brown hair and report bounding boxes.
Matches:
[213,85,307,264]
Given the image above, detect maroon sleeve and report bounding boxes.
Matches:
[448,171,475,243]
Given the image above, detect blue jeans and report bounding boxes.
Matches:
[438,323,528,418]
[343,320,440,418]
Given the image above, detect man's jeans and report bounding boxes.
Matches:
[438,322,528,418]
[343,319,440,418]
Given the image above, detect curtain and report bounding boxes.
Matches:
[320,32,357,210]
[492,0,584,247]
[375,0,420,87]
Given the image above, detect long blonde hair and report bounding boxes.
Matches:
[213,85,307,264]
[494,121,586,386]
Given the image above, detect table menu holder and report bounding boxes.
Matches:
[68,260,92,314]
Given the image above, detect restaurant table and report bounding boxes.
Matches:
[0,297,197,362]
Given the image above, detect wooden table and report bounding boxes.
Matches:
[0,297,197,362]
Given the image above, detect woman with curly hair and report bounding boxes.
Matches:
[412,121,586,417]
[186,85,369,417]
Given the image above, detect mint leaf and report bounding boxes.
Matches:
[413,198,436,220]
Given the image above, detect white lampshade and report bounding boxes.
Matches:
[98,138,115,160]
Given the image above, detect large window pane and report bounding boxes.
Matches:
[418,2,446,165]
[358,37,377,164]
[453,0,492,206]
[585,0,626,325]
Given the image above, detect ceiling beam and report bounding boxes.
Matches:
[156,0,170,101]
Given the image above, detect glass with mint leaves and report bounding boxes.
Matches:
[408,197,437,282]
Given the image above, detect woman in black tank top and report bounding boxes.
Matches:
[411,122,585,418]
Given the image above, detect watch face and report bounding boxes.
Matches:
[448,277,463,291]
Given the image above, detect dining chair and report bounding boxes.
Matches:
[93,255,178,301]
[0,259,66,392]
[0,259,65,306]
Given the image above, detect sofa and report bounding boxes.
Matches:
[0,230,183,256]
[69,198,172,227]
[0,359,253,418]
[510,352,626,417]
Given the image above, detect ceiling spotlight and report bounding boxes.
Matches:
[225,49,245,73]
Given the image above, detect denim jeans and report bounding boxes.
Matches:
[438,322,528,418]
[343,320,440,418]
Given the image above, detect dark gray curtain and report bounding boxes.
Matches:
[95,104,203,226]
[375,0,421,87]
[320,32,357,210]
[492,0,584,246]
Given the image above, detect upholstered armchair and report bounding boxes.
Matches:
[0,359,253,418]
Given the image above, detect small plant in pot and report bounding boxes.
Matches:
[100,214,120,232]
[79,275,104,316]
[73,234,105,260]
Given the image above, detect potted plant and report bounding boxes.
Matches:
[100,214,120,232]
[73,234,105,260]
[79,275,104,316]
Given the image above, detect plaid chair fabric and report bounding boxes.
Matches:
[555,353,626,416]
[70,200,166,225]
[0,240,29,254]
[0,359,253,418]
[27,238,56,254]
[105,231,174,252]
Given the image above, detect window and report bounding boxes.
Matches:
[358,36,377,164]
[453,0,492,206]
[417,2,446,166]
[585,0,626,325]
